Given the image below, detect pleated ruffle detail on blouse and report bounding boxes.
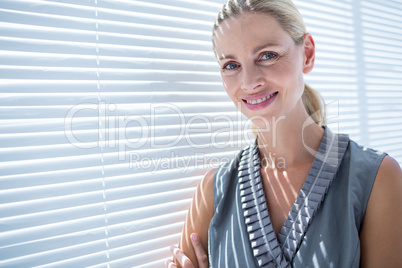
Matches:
[238,127,349,267]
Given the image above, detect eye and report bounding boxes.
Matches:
[223,62,239,70]
[260,52,276,61]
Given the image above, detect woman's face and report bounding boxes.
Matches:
[213,12,314,125]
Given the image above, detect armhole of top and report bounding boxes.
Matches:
[361,151,388,225]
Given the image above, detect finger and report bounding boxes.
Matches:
[170,245,194,268]
[190,233,209,268]
[165,257,178,268]
[165,258,177,268]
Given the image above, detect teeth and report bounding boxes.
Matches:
[246,93,276,104]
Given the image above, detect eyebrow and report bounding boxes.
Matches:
[218,42,282,61]
[253,42,282,54]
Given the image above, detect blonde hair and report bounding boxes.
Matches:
[213,0,326,127]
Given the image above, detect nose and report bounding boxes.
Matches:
[241,64,265,91]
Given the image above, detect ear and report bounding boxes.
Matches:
[302,33,315,74]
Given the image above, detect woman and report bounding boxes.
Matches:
[167,0,402,267]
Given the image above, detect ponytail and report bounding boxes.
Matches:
[302,84,326,127]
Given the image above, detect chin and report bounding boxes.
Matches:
[246,111,283,130]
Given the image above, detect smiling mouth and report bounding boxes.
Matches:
[244,92,278,104]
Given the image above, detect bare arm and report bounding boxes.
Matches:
[360,155,402,267]
[174,169,215,268]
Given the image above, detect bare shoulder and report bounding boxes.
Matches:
[360,155,402,267]
[372,156,402,200]
[370,156,402,209]
[176,168,216,268]
[377,155,402,182]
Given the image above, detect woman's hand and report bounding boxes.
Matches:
[165,233,209,268]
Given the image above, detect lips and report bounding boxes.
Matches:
[244,92,278,104]
[242,91,278,111]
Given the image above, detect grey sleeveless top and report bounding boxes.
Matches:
[208,127,386,267]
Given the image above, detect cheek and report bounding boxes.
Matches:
[221,76,238,98]
[274,57,304,90]
[221,76,244,109]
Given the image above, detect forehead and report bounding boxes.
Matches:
[213,12,292,57]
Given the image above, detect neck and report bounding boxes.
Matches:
[255,101,324,169]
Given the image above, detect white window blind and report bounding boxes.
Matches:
[295,0,402,161]
[0,0,401,268]
[0,0,241,267]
